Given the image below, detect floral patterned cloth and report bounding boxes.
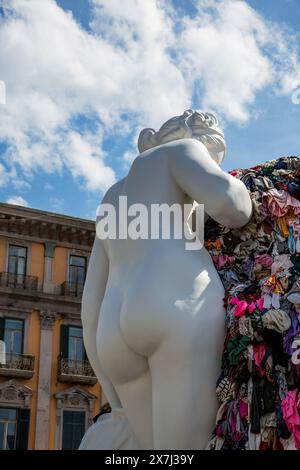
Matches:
[205,156,300,451]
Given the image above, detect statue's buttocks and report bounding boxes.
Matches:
[97,239,225,369]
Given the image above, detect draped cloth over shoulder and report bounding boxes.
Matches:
[78,408,140,450]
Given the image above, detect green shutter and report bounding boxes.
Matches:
[0,317,4,341]
[60,325,69,358]
[62,410,85,450]
[16,408,30,450]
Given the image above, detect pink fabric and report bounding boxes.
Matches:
[254,254,273,267]
[212,255,235,268]
[248,302,256,314]
[256,297,264,311]
[281,389,300,450]
[231,297,248,317]
[231,297,264,317]
[239,401,248,420]
[262,189,300,218]
[253,344,266,376]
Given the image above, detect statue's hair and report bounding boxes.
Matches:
[138,109,226,163]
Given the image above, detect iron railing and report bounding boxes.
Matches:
[0,352,35,372]
[57,356,97,384]
[61,281,84,297]
[58,357,95,377]
[0,272,38,291]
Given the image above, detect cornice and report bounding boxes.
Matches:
[0,203,95,247]
[0,288,82,316]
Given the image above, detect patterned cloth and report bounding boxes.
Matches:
[205,156,300,451]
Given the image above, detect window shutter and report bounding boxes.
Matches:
[0,317,4,341]
[62,410,85,450]
[16,408,30,450]
[60,325,69,358]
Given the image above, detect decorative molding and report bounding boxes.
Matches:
[55,386,97,412]
[61,314,81,325]
[39,310,56,329]
[0,379,32,408]
[69,248,90,256]
[55,386,97,448]
[5,238,31,248]
[0,292,82,319]
[0,203,95,248]
[0,306,32,316]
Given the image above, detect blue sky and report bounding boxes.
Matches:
[0,0,299,220]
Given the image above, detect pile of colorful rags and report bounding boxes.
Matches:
[205,156,300,451]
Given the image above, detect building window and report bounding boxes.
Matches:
[2,318,24,355]
[68,255,86,285]
[68,327,84,362]
[0,408,30,450]
[8,245,27,276]
[60,325,86,362]
[0,408,17,450]
[61,410,85,450]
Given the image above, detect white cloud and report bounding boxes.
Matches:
[6,195,29,207]
[177,1,272,121]
[49,196,64,213]
[61,130,116,191]
[0,163,8,187]
[0,0,299,194]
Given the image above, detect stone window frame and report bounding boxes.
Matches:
[61,314,82,328]
[65,248,90,285]
[0,307,32,355]
[4,238,33,278]
[55,386,96,450]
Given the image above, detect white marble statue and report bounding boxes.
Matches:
[79,109,252,450]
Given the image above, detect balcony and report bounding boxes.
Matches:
[61,281,84,297]
[57,356,97,385]
[0,353,35,379]
[0,272,38,292]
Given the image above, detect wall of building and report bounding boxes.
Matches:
[0,220,101,450]
[53,247,67,285]
[30,243,44,282]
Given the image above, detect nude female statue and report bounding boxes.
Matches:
[80,109,252,450]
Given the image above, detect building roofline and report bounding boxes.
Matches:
[0,202,95,226]
[0,202,95,246]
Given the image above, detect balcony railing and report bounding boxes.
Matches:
[0,272,38,291]
[57,356,97,385]
[60,281,84,297]
[0,352,35,379]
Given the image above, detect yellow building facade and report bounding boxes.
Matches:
[0,202,102,450]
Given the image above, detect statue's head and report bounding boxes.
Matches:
[138,109,226,164]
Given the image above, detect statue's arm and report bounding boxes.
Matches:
[81,235,121,408]
[168,138,252,228]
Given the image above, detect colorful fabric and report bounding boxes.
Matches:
[205,156,300,451]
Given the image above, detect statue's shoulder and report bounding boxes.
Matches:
[102,178,126,204]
